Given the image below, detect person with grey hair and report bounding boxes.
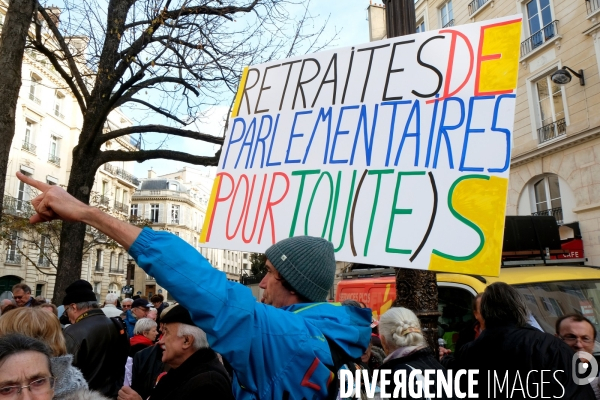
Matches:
[118,305,233,400]
[102,293,123,318]
[377,307,453,399]
[0,298,15,315]
[453,282,595,399]
[62,280,129,398]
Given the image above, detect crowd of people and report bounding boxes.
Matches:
[0,166,598,399]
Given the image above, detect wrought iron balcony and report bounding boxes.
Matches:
[521,20,558,57]
[103,163,140,186]
[468,0,489,16]
[114,200,129,214]
[28,92,41,105]
[442,19,455,28]
[22,141,36,154]
[129,136,141,149]
[109,268,125,274]
[48,153,60,166]
[103,163,116,174]
[538,118,566,144]
[2,195,35,217]
[98,195,110,206]
[587,0,600,15]
[5,253,21,264]
[532,207,563,224]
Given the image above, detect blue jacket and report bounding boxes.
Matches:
[123,309,137,338]
[129,228,372,400]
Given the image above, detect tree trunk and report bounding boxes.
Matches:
[0,0,36,220]
[51,135,99,304]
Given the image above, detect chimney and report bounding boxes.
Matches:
[45,7,61,28]
[148,169,156,179]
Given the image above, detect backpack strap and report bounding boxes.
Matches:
[109,316,130,350]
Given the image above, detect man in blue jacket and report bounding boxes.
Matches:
[17,172,372,400]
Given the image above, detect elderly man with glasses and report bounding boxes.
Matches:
[123,298,151,338]
[11,283,42,308]
[556,313,597,356]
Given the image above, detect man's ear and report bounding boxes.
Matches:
[182,335,194,350]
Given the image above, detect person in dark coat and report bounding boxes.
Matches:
[378,307,456,399]
[150,294,167,328]
[118,305,233,400]
[62,280,130,398]
[452,282,596,399]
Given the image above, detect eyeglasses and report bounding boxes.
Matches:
[560,335,594,344]
[12,296,23,301]
[122,304,132,309]
[0,377,55,398]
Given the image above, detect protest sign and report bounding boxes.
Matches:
[200,15,523,276]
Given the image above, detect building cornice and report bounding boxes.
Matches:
[510,126,600,168]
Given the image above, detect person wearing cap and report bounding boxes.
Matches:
[16,171,372,399]
[118,305,233,400]
[123,298,151,338]
[62,279,130,398]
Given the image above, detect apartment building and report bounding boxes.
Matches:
[131,167,251,299]
[368,0,600,265]
[0,29,139,301]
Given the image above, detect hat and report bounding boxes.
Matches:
[63,280,97,305]
[160,305,194,326]
[265,236,336,303]
[132,298,152,309]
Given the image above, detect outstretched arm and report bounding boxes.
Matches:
[16,172,142,250]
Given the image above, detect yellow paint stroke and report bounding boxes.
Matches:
[231,67,249,118]
[429,176,508,277]
[373,284,394,320]
[200,175,222,243]
[478,20,522,94]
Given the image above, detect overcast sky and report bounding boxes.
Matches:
[133,0,372,179]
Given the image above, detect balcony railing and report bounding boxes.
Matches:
[5,253,21,264]
[54,109,65,119]
[532,207,563,224]
[2,195,35,217]
[103,163,140,186]
[95,265,104,272]
[114,200,129,214]
[129,136,141,149]
[98,195,110,206]
[48,153,60,166]
[28,92,41,105]
[468,0,489,16]
[442,19,455,28]
[22,141,36,154]
[587,0,600,15]
[538,118,566,144]
[109,268,125,274]
[521,21,558,57]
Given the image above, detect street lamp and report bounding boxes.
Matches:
[551,67,585,86]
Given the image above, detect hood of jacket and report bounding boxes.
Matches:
[51,355,88,399]
[283,302,372,360]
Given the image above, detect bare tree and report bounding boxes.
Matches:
[23,0,336,303]
[0,0,37,221]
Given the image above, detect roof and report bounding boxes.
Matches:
[139,179,188,193]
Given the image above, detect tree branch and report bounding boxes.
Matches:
[98,124,224,146]
[117,98,189,125]
[96,149,220,167]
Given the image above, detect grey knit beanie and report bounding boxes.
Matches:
[265,236,336,303]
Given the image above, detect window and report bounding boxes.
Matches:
[54,92,65,119]
[38,235,50,267]
[171,205,180,224]
[95,249,103,271]
[150,204,159,223]
[109,252,115,271]
[29,74,41,104]
[532,175,562,223]
[48,135,60,165]
[535,73,566,143]
[22,121,37,153]
[440,1,454,28]
[416,20,425,33]
[169,183,178,191]
[93,282,101,299]
[523,0,555,53]
[6,231,20,264]
[108,283,119,294]
[16,171,32,212]
[130,204,138,217]
[115,188,121,203]
[35,284,44,298]
[118,253,124,272]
